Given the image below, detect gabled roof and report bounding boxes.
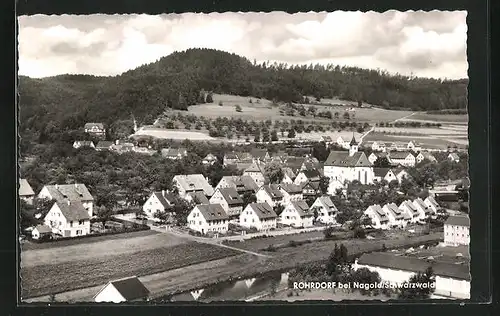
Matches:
[285,157,306,172]
[448,153,460,159]
[321,135,333,142]
[261,184,284,199]
[195,204,229,221]
[96,141,114,149]
[400,200,419,216]
[244,162,264,173]
[366,204,389,222]
[224,152,239,160]
[95,276,150,301]
[219,175,259,193]
[290,200,313,217]
[389,151,414,159]
[299,169,322,180]
[357,252,470,280]
[383,203,404,220]
[84,122,104,129]
[42,184,94,202]
[162,148,187,157]
[282,167,296,180]
[445,215,470,227]
[173,174,214,196]
[34,224,51,233]
[203,153,217,161]
[250,149,268,160]
[324,151,371,167]
[54,201,90,221]
[19,179,35,196]
[373,167,391,178]
[217,187,244,206]
[302,181,320,191]
[278,183,302,194]
[425,196,439,207]
[152,191,176,208]
[316,196,338,212]
[413,198,431,214]
[248,202,277,220]
[187,191,210,204]
[74,140,94,146]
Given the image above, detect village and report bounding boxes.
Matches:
[19,120,470,302]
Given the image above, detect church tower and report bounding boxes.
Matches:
[349,133,359,156]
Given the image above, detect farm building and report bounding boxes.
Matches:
[324,135,374,185]
[94,276,150,303]
[416,151,437,164]
[239,202,277,231]
[187,204,229,235]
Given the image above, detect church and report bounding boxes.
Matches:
[323,134,374,185]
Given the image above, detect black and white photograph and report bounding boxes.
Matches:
[18,11,470,303]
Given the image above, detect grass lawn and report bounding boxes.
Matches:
[21,231,190,268]
[21,242,240,298]
[363,132,467,149]
[224,231,327,251]
[134,127,216,140]
[374,127,467,136]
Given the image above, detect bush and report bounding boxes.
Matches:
[265,244,277,252]
[353,227,366,239]
[235,104,242,112]
[288,240,298,247]
[218,101,223,106]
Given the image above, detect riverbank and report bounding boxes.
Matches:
[24,232,442,302]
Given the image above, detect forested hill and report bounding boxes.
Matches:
[19,48,467,135]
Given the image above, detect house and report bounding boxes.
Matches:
[413,198,434,218]
[256,184,284,208]
[353,252,470,299]
[327,178,344,195]
[209,187,244,218]
[38,183,94,217]
[407,141,422,152]
[94,276,150,303]
[310,196,338,224]
[285,157,306,174]
[142,191,176,220]
[173,174,214,198]
[399,200,421,222]
[373,168,398,183]
[277,183,303,206]
[368,152,389,165]
[19,178,35,205]
[31,225,52,240]
[280,200,314,228]
[320,135,333,145]
[281,167,296,184]
[215,175,259,196]
[448,153,460,163]
[371,141,387,152]
[336,136,349,149]
[388,151,416,167]
[84,122,106,138]
[324,135,374,185]
[424,196,441,213]
[301,181,322,198]
[388,142,398,151]
[44,200,91,237]
[73,140,95,149]
[250,149,270,162]
[95,141,114,151]
[382,203,407,228]
[223,152,240,166]
[444,215,470,246]
[132,147,156,155]
[187,204,229,234]
[243,162,266,187]
[364,204,390,229]
[186,191,210,205]
[239,202,277,231]
[294,169,321,185]
[271,150,289,162]
[111,140,135,153]
[202,153,218,165]
[416,151,437,164]
[392,168,410,183]
[162,148,188,160]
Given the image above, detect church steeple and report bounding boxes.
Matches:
[349,133,358,156]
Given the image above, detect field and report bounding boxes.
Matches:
[405,113,468,123]
[295,131,364,141]
[133,127,216,140]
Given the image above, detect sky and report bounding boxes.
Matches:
[18,11,468,79]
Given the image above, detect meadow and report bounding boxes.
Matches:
[134,127,216,140]
[402,113,468,123]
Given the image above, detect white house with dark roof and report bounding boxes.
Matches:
[31,225,52,240]
[336,136,349,149]
[368,151,389,165]
[364,204,390,229]
[416,151,437,164]
[424,196,441,214]
[223,152,240,166]
[173,174,214,198]
[202,153,218,165]
[239,202,277,231]
[84,122,106,138]
[373,168,397,183]
[142,191,176,219]
[382,203,408,227]
[389,151,416,167]
[186,192,210,205]
[94,276,150,303]
[310,196,338,224]
[399,200,421,222]
[281,167,296,184]
[280,200,314,228]
[73,140,95,149]
[327,178,344,195]
[38,183,94,217]
[187,204,229,234]
[243,162,266,187]
[215,175,259,196]
[371,141,387,152]
[256,184,284,208]
[294,169,321,185]
[413,198,434,218]
[278,183,303,207]
[19,178,35,205]
[407,141,422,152]
[392,168,410,183]
[324,135,374,185]
[320,135,333,144]
[209,187,245,218]
[444,215,470,246]
[44,200,91,237]
[95,141,114,151]
[161,148,188,160]
[448,153,460,163]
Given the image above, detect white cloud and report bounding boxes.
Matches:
[17,11,467,79]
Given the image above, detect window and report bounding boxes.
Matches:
[79,220,84,225]
[199,221,202,225]
[76,230,82,235]
[70,221,73,227]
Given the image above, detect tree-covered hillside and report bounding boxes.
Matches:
[19,48,467,138]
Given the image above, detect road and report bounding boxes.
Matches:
[360,112,416,143]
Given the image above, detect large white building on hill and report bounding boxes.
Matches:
[324,135,374,185]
